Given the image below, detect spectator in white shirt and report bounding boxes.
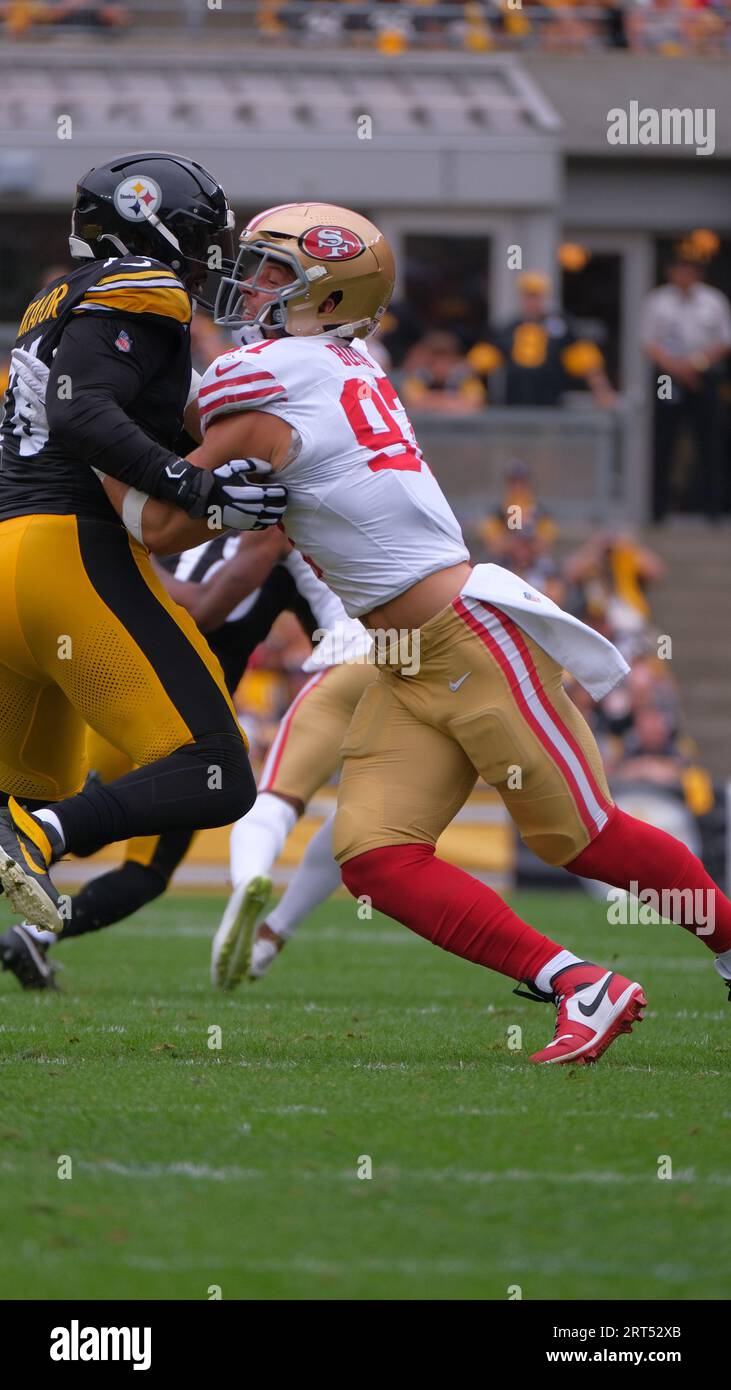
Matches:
[641,246,731,522]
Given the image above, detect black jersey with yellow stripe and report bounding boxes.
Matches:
[0,256,192,523]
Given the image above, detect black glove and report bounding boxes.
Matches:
[154,457,287,532]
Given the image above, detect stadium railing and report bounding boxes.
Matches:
[412,403,632,523]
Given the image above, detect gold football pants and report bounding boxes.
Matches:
[0,514,242,802]
[333,595,613,869]
[258,660,378,804]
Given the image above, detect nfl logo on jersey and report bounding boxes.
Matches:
[114,329,132,353]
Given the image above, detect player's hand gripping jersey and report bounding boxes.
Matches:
[198,334,470,617]
[0,256,192,524]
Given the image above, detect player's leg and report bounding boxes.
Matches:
[57,829,195,942]
[84,727,135,785]
[0,519,88,805]
[3,728,197,988]
[214,662,376,989]
[228,663,377,888]
[52,728,192,945]
[0,517,255,930]
[335,623,646,1066]
[4,841,177,991]
[249,809,341,980]
[565,810,731,994]
[454,600,731,995]
[0,517,90,929]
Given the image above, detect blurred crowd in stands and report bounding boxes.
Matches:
[474,462,716,828]
[0,0,129,31]
[384,269,617,411]
[1,0,730,54]
[188,264,617,409]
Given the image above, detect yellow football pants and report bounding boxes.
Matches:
[0,513,242,802]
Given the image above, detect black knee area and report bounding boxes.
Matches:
[55,730,256,858]
[196,731,257,824]
[58,861,167,940]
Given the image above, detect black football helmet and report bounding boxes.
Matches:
[69,151,235,309]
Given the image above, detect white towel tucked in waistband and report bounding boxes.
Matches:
[460,564,629,701]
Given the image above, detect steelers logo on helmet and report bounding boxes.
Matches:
[113,175,163,222]
[299,225,365,261]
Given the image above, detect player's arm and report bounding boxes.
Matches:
[183,380,202,442]
[154,528,290,632]
[189,409,295,474]
[44,307,273,526]
[46,312,196,495]
[97,409,293,554]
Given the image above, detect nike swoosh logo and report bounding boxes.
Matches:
[577,973,613,1017]
[449,672,471,692]
[215,359,242,377]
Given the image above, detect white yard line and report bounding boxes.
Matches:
[1,1157,726,1187]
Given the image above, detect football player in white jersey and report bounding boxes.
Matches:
[93,203,731,1065]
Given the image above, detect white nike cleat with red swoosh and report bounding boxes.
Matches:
[529,962,647,1065]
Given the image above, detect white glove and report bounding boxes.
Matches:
[209,458,288,532]
[8,347,50,452]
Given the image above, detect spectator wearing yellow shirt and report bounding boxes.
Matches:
[478,460,557,552]
[400,329,486,414]
[472,271,616,408]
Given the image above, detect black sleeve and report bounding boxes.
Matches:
[209,565,317,693]
[46,312,185,494]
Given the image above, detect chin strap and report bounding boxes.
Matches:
[69,231,131,260]
[332,319,371,338]
[138,203,183,264]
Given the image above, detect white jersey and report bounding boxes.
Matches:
[283,548,372,671]
[197,333,469,617]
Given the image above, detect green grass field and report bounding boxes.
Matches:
[1,889,729,1301]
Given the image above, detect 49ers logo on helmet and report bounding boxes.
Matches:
[300,225,365,261]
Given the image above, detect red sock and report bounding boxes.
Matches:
[341,843,562,983]
[567,806,731,954]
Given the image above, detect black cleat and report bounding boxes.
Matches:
[0,924,57,990]
[0,798,61,932]
[713,958,731,1002]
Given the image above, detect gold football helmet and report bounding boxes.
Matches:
[214,202,395,339]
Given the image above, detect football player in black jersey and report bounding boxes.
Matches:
[0,152,287,933]
[1,527,325,989]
